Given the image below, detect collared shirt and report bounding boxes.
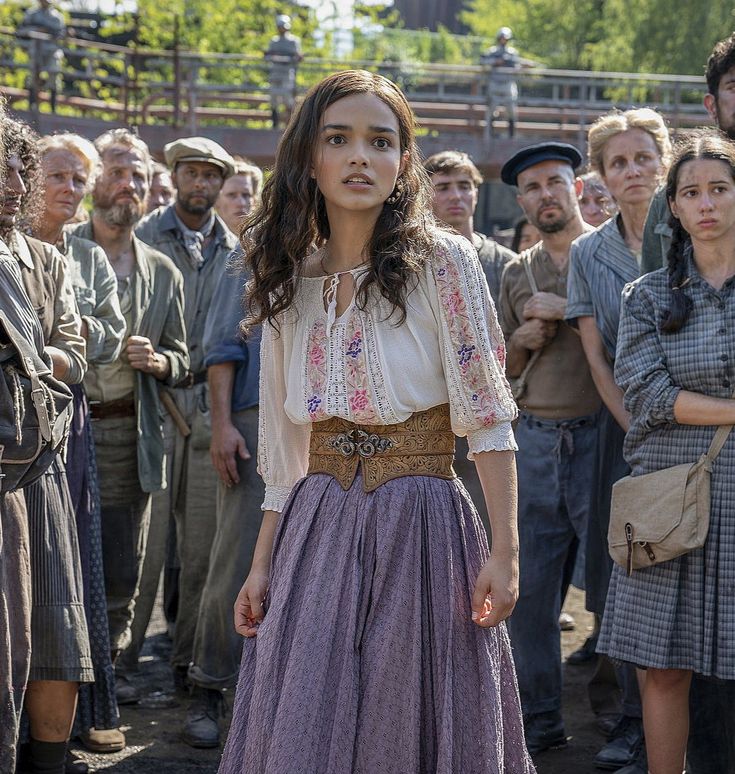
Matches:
[136,204,238,375]
[473,231,516,307]
[566,216,641,359]
[172,209,216,270]
[58,230,125,365]
[8,230,87,385]
[202,250,260,413]
[616,250,735,476]
[500,241,600,420]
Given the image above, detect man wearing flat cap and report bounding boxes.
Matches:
[134,137,238,709]
[497,142,600,755]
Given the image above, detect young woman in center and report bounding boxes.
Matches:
[217,70,534,773]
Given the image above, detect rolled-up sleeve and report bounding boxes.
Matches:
[203,261,248,368]
[614,281,681,427]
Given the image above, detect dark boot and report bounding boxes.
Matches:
[523,710,567,755]
[181,687,225,748]
[26,739,67,774]
[613,740,647,774]
[593,715,643,770]
[65,751,88,774]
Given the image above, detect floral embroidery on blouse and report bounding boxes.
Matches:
[344,317,379,422]
[306,319,328,421]
[434,242,505,428]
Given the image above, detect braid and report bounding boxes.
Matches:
[659,217,693,334]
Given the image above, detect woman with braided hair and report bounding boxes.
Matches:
[599,128,735,773]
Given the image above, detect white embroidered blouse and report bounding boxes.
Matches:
[258,232,518,512]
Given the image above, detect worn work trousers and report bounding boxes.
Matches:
[153,384,219,669]
[188,407,264,689]
[507,411,598,718]
[94,416,152,653]
[0,491,31,773]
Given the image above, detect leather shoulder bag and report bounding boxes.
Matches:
[608,418,733,575]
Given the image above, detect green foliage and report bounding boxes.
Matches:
[134,0,320,58]
[462,0,735,75]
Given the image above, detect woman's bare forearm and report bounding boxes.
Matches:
[473,449,519,556]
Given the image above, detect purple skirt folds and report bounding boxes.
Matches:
[218,472,535,774]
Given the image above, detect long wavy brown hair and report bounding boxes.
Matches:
[1,116,44,237]
[241,69,437,327]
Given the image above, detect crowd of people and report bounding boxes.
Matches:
[2,20,735,774]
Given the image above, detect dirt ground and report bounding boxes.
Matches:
[71,587,606,773]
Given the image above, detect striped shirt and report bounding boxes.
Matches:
[566,216,640,359]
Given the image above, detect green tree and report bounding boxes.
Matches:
[462,0,735,75]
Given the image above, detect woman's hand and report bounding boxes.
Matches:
[471,551,519,628]
[234,569,270,637]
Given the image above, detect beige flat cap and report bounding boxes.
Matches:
[164,137,236,178]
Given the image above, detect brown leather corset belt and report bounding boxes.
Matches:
[307,403,456,492]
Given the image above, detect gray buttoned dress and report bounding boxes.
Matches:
[599,253,735,677]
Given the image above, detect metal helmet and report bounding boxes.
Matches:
[276,14,291,30]
[497,27,513,41]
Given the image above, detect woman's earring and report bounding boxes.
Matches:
[386,178,404,204]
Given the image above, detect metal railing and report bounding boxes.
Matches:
[0,26,710,140]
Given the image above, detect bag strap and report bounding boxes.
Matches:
[522,253,539,295]
[513,254,542,392]
[0,311,52,442]
[705,420,735,463]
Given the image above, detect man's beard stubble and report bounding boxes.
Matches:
[177,190,217,216]
[96,199,144,228]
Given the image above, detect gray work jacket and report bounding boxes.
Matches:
[73,221,189,492]
[135,205,238,376]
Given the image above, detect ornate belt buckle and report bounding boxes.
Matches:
[326,428,393,458]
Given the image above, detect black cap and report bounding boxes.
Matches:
[501,142,583,187]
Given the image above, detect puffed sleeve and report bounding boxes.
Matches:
[82,244,125,365]
[565,235,595,324]
[431,234,518,457]
[614,280,680,427]
[258,316,311,512]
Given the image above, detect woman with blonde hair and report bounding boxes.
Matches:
[566,107,672,774]
[34,132,127,762]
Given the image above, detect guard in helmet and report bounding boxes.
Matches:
[481,27,521,138]
[264,14,304,129]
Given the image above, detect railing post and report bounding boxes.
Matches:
[173,14,182,128]
[187,58,199,133]
[122,50,130,125]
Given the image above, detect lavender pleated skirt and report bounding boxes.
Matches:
[218,472,535,774]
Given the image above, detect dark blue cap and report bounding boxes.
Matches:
[501,142,583,187]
